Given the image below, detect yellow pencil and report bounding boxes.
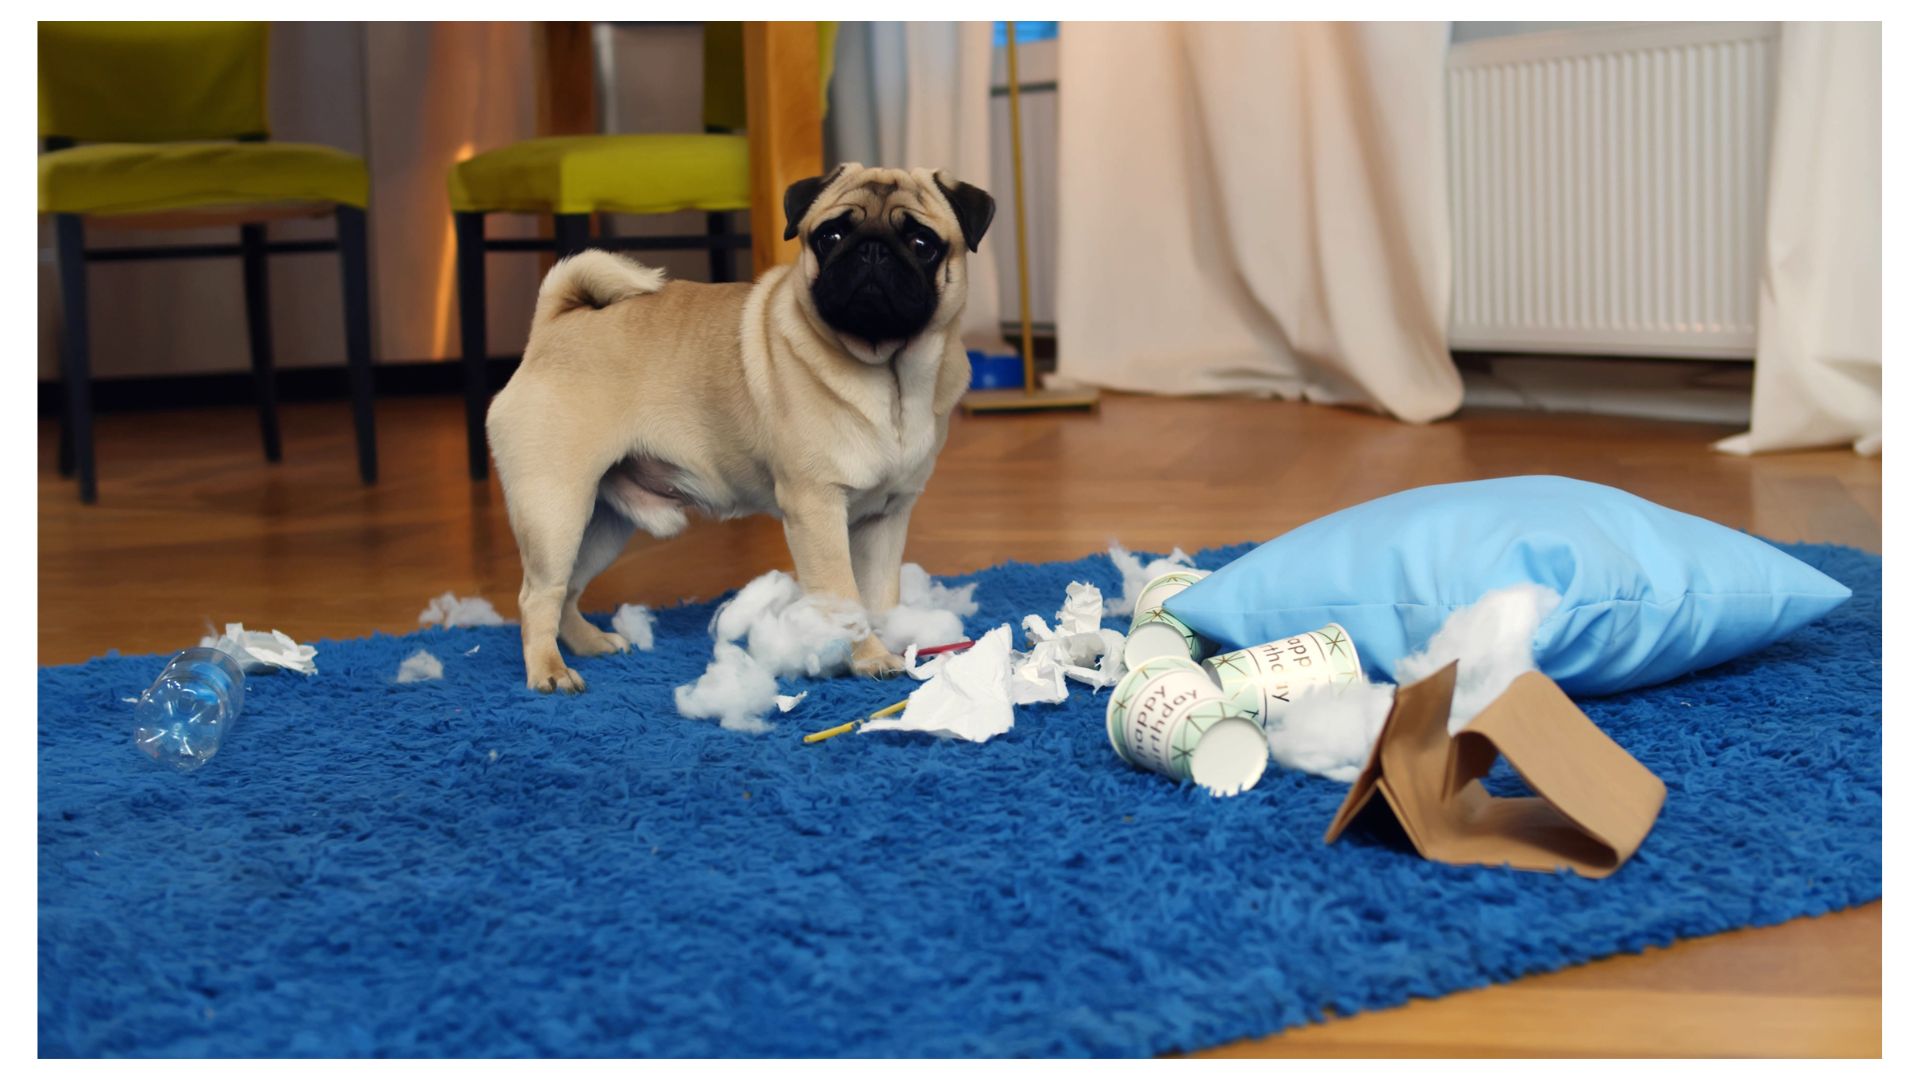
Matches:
[803,721,858,745]
[802,698,910,745]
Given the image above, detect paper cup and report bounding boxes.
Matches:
[1106,656,1268,796]
[1122,610,1203,668]
[1203,623,1362,728]
[1133,569,1210,620]
[1124,572,1210,668]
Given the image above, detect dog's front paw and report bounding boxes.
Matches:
[564,627,630,657]
[527,653,587,694]
[850,637,906,679]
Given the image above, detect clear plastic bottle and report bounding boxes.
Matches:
[133,646,247,772]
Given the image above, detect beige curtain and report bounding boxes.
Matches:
[1052,22,1462,422]
[1717,22,1881,456]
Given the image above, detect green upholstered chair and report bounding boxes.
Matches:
[38,21,377,503]
[448,21,836,480]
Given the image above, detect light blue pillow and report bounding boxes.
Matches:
[1163,476,1851,695]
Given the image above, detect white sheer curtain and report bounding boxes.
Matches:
[1051,22,1462,423]
[1717,22,1881,456]
[827,22,1003,349]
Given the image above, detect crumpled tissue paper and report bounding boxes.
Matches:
[864,624,1015,742]
[200,623,318,676]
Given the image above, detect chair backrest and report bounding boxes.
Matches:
[39,21,270,143]
[701,22,838,133]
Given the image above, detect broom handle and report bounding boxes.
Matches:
[1005,22,1037,396]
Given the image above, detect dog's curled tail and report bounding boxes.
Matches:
[534,250,667,322]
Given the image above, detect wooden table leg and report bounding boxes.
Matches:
[744,21,823,277]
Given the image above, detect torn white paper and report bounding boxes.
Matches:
[199,623,318,676]
[464,645,481,657]
[673,642,780,734]
[864,624,1015,742]
[775,692,808,713]
[1105,543,1198,617]
[1395,583,1561,733]
[419,592,506,629]
[395,649,444,684]
[1055,580,1106,636]
[1267,679,1396,783]
[611,604,656,651]
[1012,582,1128,701]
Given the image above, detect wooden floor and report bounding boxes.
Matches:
[38,391,1881,1056]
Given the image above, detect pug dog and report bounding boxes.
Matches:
[485,164,994,692]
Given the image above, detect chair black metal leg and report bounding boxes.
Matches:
[554,213,591,259]
[335,206,377,485]
[54,214,96,503]
[454,212,491,481]
[57,403,74,477]
[240,223,282,463]
[707,212,733,282]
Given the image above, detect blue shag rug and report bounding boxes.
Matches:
[39,542,1881,1057]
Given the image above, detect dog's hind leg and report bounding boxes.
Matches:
[559,502,637,657]
[503,472,599,694]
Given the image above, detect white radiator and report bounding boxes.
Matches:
[1446,22,1779,359]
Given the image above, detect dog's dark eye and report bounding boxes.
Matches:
[908,232,943,263]
[812,228,845,255]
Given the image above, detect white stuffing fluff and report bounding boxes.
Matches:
[1262,584,1563,782]
[1266,679,1397,783]
[898,563,980,617]
[678,563,976,732]
[877,606,966,656]
[878,563,978,653]
[395,649,444,684]
[1395,583,1561,733]
[708,570,866,679]
[1104,542,1197,617]
[418,592,506,629]
[611,604,656,651]
[673,642,780,734]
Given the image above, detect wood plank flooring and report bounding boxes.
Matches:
[37,391,1882,1057]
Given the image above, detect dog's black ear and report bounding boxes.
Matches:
[934,176,996,252]
[783,165,847,241]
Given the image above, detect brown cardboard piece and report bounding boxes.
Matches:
[1324,663,1667,878]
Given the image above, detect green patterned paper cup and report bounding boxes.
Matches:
[1122,608,1204,668]
[1106,656,1268,796]
[1123,570,1211,667]
[1133,569,1210,620]
[1203,622,1362,728]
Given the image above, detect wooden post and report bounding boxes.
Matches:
[744,21,823,277]
[536,22,598,137]
[535,22,598,264]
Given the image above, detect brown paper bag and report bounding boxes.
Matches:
[1324,662,1667,878]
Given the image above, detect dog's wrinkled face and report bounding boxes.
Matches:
[783,164,995,355]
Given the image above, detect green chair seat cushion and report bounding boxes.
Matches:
[448,134,751,216]
[39,141,368,215]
